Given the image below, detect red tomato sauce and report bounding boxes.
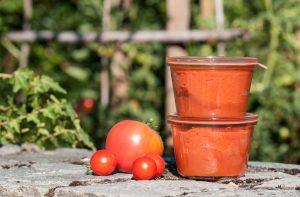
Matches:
[168,114,258,178]
[167,56,258,118]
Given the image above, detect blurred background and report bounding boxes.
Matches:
[0,0,300,164]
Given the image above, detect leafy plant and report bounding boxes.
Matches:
[0,68,95,149]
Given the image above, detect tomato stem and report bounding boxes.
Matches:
[145,118,158,130]
[85,163,93,175]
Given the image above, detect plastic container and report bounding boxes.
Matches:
[167,56,260,118]
[168,113,258,179]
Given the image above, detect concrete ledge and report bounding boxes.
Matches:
[0,144,299,197]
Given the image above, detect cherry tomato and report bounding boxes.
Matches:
[105,120,164,173]
[90,150,117,176]
[145,153,165,178]
[82,99,94,111]
[132,157,157,180]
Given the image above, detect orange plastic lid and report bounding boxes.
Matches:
[168,113,258,127]
[166,56,262,68]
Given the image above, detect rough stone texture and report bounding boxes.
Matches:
[0,143,22,156]
[0,144,299,197]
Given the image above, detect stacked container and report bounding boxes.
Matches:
[167,56,264,179]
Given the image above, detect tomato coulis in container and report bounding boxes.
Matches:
[168,113,258,178]
[167,56,261,118]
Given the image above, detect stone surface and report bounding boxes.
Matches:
[0,143,40,156]
[0,143,22,156]
[0,144,299,197]
[255,177,300,189]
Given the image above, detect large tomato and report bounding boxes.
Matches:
[105,120,164,173]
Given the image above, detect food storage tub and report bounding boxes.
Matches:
[168,113,258,179]
[167,56,262,118]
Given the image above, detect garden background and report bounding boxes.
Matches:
[0,0,300,164]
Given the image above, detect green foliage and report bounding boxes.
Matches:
[0,68,95,150]
[224,0,300,163]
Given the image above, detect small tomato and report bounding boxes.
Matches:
[82,99,94,111]
[132,157,157,180]
[90,150,116,176]
[145,153,165,178]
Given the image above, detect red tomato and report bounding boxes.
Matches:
[90,150,117,176]
[82,99,94,111]
[105,120,164,173]
[145,153,165,178]
[132,157,157,180]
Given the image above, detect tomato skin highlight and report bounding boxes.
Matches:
[145,153,165,178]
[105,120,164,173]
[132,157,157,180]
[90,150,117,176]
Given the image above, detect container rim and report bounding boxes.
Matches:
[167,113,258,126]
[166,56,259,67]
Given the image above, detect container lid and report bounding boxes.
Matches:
[167,113,258,126]
[167,56,260,68]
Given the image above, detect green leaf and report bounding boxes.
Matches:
[65,104,78,120]
[31,75,66,94]
[42,108,56,120]
[52,103,63,115]
[9,68,34,92]
[27,113,40,124]
[8,119,20,133]
[76,128,95,150]
[38,128,50,136]
[74,119,81,131]
[40,76,66,94]
[44,99,64,119]
[49,95,61,104]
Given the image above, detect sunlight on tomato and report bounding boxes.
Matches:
[105,120,164,173]
[145,153,165,178]
[90,150,117,176]
[132,157,157,180]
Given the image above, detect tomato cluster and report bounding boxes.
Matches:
[89,120,165,180]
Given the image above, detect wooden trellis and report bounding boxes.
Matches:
[2,0,246,145]
[4,29,245,43]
